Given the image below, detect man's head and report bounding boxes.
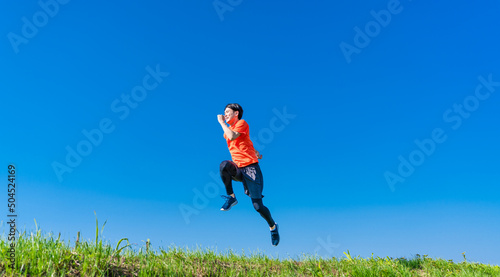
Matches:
[224,103,243,125]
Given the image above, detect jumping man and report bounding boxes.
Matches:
[217,103,280,246]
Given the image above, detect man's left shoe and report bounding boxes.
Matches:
[271,224,280,246]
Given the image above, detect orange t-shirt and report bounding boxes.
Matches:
[224,119,258,167]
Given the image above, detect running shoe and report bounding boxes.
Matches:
[271,224,280,246]
[220,195,238,211]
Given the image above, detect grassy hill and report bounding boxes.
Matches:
[1,226,499,276]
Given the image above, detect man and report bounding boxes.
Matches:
[217,103,280,246]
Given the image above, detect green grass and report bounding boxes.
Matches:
[1,219,499,276]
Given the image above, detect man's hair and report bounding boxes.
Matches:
[225,103,243,119]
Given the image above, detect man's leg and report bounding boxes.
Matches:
[219,160,240,211]
[251,198,275,227]
[242,163,280,246]
[219,160,240,196]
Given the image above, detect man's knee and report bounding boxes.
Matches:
[220,160,235,175]
[220,160,230,173]
[252,198,263,211]
[221,160,242,181]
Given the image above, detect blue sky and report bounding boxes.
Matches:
[2,0,500,265]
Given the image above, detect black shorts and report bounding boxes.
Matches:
[229,161,264,199]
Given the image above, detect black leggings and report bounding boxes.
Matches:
[220,161,275,228]
[252,198,276,228]
[220,160,241,196]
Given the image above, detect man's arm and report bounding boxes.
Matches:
[218,114,240,141]
[255,150,262,159]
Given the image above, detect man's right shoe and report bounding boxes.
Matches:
[220,195,238,211]
[271,224,280,246]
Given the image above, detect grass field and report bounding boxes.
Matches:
[1,220,499,276]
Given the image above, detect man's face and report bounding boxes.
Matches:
[224,108,238,124]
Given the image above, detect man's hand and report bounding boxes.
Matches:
[217,114,225,124]
[218,114,240,140]
[255,150,263,159]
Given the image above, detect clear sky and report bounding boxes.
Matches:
[2,0,500,265]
